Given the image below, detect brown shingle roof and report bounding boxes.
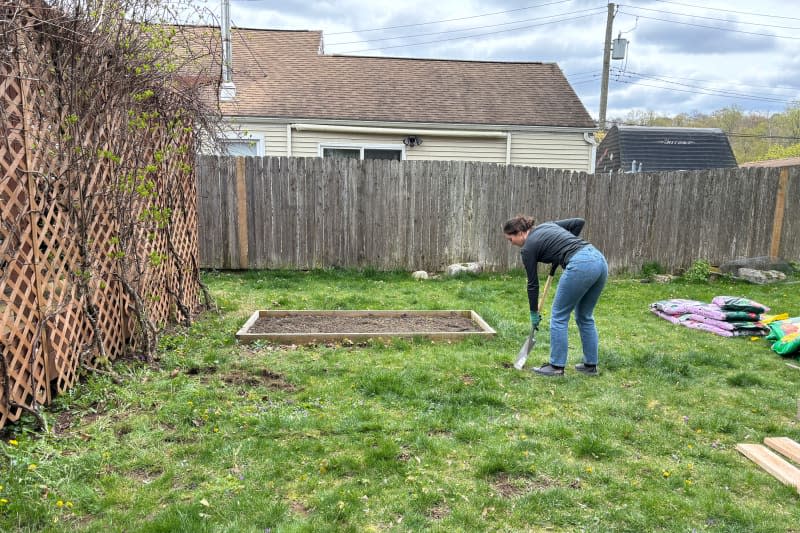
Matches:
[200,26,595,128]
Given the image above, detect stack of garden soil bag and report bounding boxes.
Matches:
[650,296,770,337]
[765,317,800,356]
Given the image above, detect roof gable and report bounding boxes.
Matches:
[191,26,595,129]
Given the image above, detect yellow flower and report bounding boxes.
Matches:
[684,479,693,486]
[662,470,671,478]
[213,427,219,433]
[0,498,8,505]
[56,500,64,507]
[8,439,18,446]
[585,466,593,473]
[28,464,37,471]
[66,501,73,508]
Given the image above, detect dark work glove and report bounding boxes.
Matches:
[530,311,541,330]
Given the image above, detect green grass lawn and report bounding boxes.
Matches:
[2,268,799,532]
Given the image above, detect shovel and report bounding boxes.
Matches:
[513,270,554,370]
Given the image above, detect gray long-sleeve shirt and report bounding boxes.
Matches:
[520,218,588,312]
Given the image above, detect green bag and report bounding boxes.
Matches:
[766,317,800,356]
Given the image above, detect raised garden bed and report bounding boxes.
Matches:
[236,310,496,344]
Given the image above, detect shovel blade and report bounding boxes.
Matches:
[513,333,536,370]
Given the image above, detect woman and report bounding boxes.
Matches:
[503,216,608,376]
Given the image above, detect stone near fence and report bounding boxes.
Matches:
[736,268,787,284]
[446,262,483,276]
[411,270,429,280]
[652,274,675,283]
[721,256,793,275]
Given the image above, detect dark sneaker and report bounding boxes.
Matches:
[575,363,598,376]
[532,364,565,376]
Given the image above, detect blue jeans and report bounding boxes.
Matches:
[549,245,607,367]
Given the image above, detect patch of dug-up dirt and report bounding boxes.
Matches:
[247,312,482,334]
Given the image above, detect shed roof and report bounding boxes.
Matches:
[185,26,595,129]
[595,125,737,172]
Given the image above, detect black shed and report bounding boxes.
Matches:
[595,125,737,173]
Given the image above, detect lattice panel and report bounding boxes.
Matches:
[1,41,48,425]
[0,4,202,429]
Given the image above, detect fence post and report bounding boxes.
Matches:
[236,156,249,269]
[769,167,789,260]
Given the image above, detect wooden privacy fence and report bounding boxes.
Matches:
[0,4,201,429]
[197,156,799,274]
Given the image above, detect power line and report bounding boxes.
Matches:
[322,0,576,35]
[620,4,800,31]
[611,68,800,93]
[335,11,605,54]
[651,0,800,22]
[326,7,604,47]
[612,78,796,105]
[611,69,798,102]
[616,10,800,40]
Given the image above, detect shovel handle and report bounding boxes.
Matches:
[538,272,554,310]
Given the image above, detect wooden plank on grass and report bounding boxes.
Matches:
[764,437,800,464]
[736,443,800,491]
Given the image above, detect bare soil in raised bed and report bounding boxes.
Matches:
[247,312,482,334]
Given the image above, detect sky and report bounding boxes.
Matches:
[184,0,800,123]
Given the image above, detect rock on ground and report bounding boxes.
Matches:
[446,262,482,276]
[736,268,787,284]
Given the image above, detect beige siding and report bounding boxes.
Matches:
[214,120,593,169]
[261,124,288,156]
[510,131,592,170]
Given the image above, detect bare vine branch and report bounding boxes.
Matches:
[1,0,223,427]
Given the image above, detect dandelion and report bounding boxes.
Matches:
[585,466,593,474]
[28,464,37,471]
[66,501,73,508]
[662,470,671,478]
[0,498,8,505]
[684,479,693,486]
[56,500,64,508]
[8,439,18,446]
[213,427,219,433]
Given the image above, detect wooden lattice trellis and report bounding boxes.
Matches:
[0,2,203,429]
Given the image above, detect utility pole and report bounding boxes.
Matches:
[598,3,615,131]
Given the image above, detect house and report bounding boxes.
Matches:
[193,26,597,170]
[595,125,738,173]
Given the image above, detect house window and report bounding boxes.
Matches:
[321,144,403,160]
[323,147,360,159]
[219,138,262,156]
